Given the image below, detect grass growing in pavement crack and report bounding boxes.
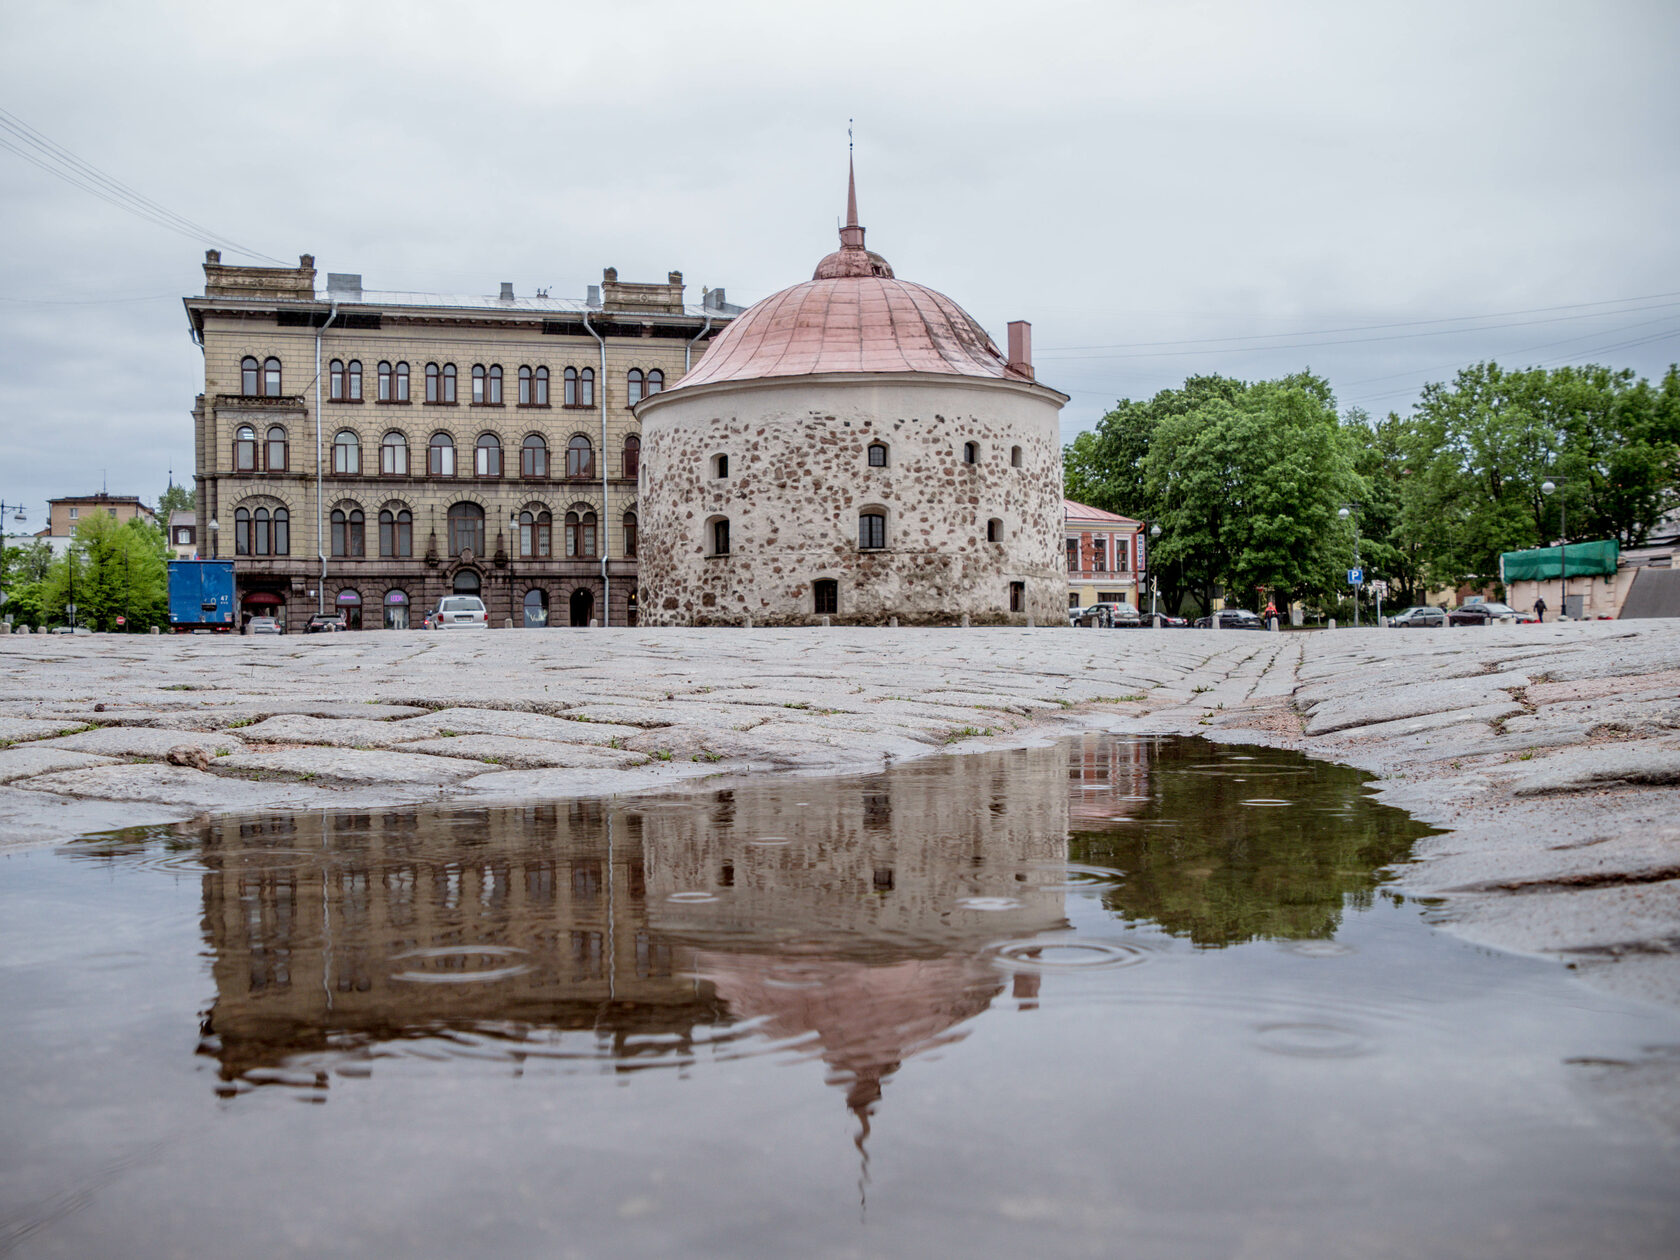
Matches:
[227,717,258,728]
[692,751,723,763]
[945,726,995,742]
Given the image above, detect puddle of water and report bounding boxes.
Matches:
[2,735,1678,1258]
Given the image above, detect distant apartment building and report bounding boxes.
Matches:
[185,252,739,630]
[167,510,197,558]
[34,493,156,558]
[1064,499,1146,610]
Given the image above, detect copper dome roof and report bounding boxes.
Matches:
[669,161,1035,392]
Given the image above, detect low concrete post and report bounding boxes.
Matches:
[960,613,970,628]
[888,616,898,628]
[821,615,831,628]
[1026,614,1035,627]
[504,618,514,629]
[1380,616,1390,628]
[149,626,160,635]
[1328,617,1337,630]
[744,614,752,628]
[1153,614,1163,629]
[1268,616,1279,632]
[589,618,598,628]
[0,623,9,635]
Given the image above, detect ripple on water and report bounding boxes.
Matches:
[1253,1021,1375,1058]
[955,896,1023,912]
[666,891,719,904]
[1024,862,1125,892]
[988,937,1152,971]
[389,946,534,984]
[1282,939,1357,958]
[1240,799,1293,807]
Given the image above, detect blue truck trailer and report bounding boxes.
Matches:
[167,560,237,632]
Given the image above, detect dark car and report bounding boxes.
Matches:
[1391,605,1446,628]
[1193,609,1265,630]
[1447,601,1535,626]
[305,613,347,633]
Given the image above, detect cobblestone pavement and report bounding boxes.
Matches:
[2,622,1677,1006]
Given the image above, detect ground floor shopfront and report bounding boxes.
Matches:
[231,558,641,631]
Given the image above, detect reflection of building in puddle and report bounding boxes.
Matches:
[194,746,1071,1105]
[1066,733,1153,828]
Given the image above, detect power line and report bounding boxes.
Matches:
[0,107,284,264]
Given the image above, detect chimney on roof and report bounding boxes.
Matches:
[499,282,515,301]
[587,284,601,307]
[1007,321,1034,380]
[327,273,362,299]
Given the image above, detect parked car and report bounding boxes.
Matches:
[246,616,284,635]
[49,625,93,635]
[1193,609,1265,630]
[435,595,489,628]
[1447,601,1535,626]
[1155,613,1190,628]
[305,613,347,633]
[1391,605,1446,628]
[420,608,439,630]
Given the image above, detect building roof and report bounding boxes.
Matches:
[169,510,196,528]
[667,163,1040,392]
[1065,499,1141,527]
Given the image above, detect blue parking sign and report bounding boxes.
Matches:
[1348,567,1363,585]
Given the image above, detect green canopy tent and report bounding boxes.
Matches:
[1499,540,1619,583]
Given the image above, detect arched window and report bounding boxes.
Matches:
[813,579,838,615]
[330,509,344,557]
[708,516,731,557]
[564,366,579,407]
[646,369,663,396]
[234,507,251,555]
[453,569,481,595]
[475,433,502,478]
[346,360,362,400]
[378,361,393,401]
[521,434,548,478]
[859,511,886,550]
[522,588,549,628]
[487,365,503,404]
[273,507,289,555]
[518,366,532,405]
[253,507,271,556]
[472,365,485,404]
[330,508,364,557]
[623,511,638,557]
[428,432,455,477]
[627,368,644,407]
[867,442,888,467]
[384,589,409,630]
[379,508,412,558]
[263,357,282,397]
[622,434,640,479]
[233,425,256,472]
[519,509,551,558]
[447,503,485,557]
[712,453,729,479]
[566,435,593,479]
[426,363,440,403]
[440,363,456,403]
[987,517,1003,542]
[394,362,409,402]
[579,367,594,407]
[565,510,597,558]
[265,425,288,472]
[330,359,346,401]
[963,441,978,465]
[381,431,408,475]
[241,357,259,396]
[338,588,363,630]
[1011,445,1023,468]
[333,430,360,475]
[533,365,548,406]
[1009,581,1025,613]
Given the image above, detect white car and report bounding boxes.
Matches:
[435,595,489,628]
[247,616,283,635]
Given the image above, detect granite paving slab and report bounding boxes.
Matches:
[0,747,119,784]
[39,727,248,758]
[395,735,645,770]
[213,746,488,784]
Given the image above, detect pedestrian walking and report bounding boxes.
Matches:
[1534,596,1547,622]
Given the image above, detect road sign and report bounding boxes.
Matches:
[116,616,126,626]
[1371,579,1389,597]
[1347,568,1363,586]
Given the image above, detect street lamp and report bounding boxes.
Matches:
[1338,504,1362,628]
[1541,478,1566,621]
[1147,522,1162,624]
[207,516,219,559]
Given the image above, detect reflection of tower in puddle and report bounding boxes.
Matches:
[1067,732,1153,828]
[639,745,1071,1149]
[197,802,721,1088]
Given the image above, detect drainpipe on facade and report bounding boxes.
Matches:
[314,301,339,616]
[684,310,713,374]
[582,308,609,626]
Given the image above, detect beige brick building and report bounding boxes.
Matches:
[185,252,737,629]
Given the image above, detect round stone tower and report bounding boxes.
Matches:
[635,164,1068,627]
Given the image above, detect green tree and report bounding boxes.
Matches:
[1,539,53,628]
[157,483,195,516]
[43,515,169,631]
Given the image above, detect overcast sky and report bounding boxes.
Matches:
[3,0,1677,527]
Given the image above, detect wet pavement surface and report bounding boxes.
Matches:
[3,735,1678,1258]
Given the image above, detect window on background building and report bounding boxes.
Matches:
[1070,592,1082,608]
[330,359,346,400]
[338,589,362,630]
[378,362,393,401]
[1118,538,1130,572]
[564,367,579,407]
[814,579,838,615]
[475,433,502,477]
[487,365,502,404]
[520,509,551,558]
[858,511,886,550]
[331,508,365,558]
[241,357,259,395]
[565,510,598,558]
[333,430,360,475]
[518,366,532,405]
[234,425,257,471]
[263,357,282,397]
[379,508,412,558]
[622,511,637,557]
[622,434,640,479]
[534,366,548,405]
[265,425,288,471]
[579,367,594,407]
[384,589,410,630]
[1066,538,1079,571]
[394,362,409,401]
[447,503,485,556]
[566,435,593,479]
[273,507,289,554]
[522,434,548,478]
[426,363,441,403]
[986,518,1003,542]
[440,364,456,402]
[429,432,455,476]
[472,366,485,404]
[646,369,663,396]
[252,507,271,555]
[963,441,978,464]
[234,507,250,555]
[68,507,77,519]
[522,588,549,627]
[1011,445,1023,468]
[1093,537,1106,572]
[627,369,644,406]
[867,442,887,467]
[381,431,408,475]
[347,360,362,400]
